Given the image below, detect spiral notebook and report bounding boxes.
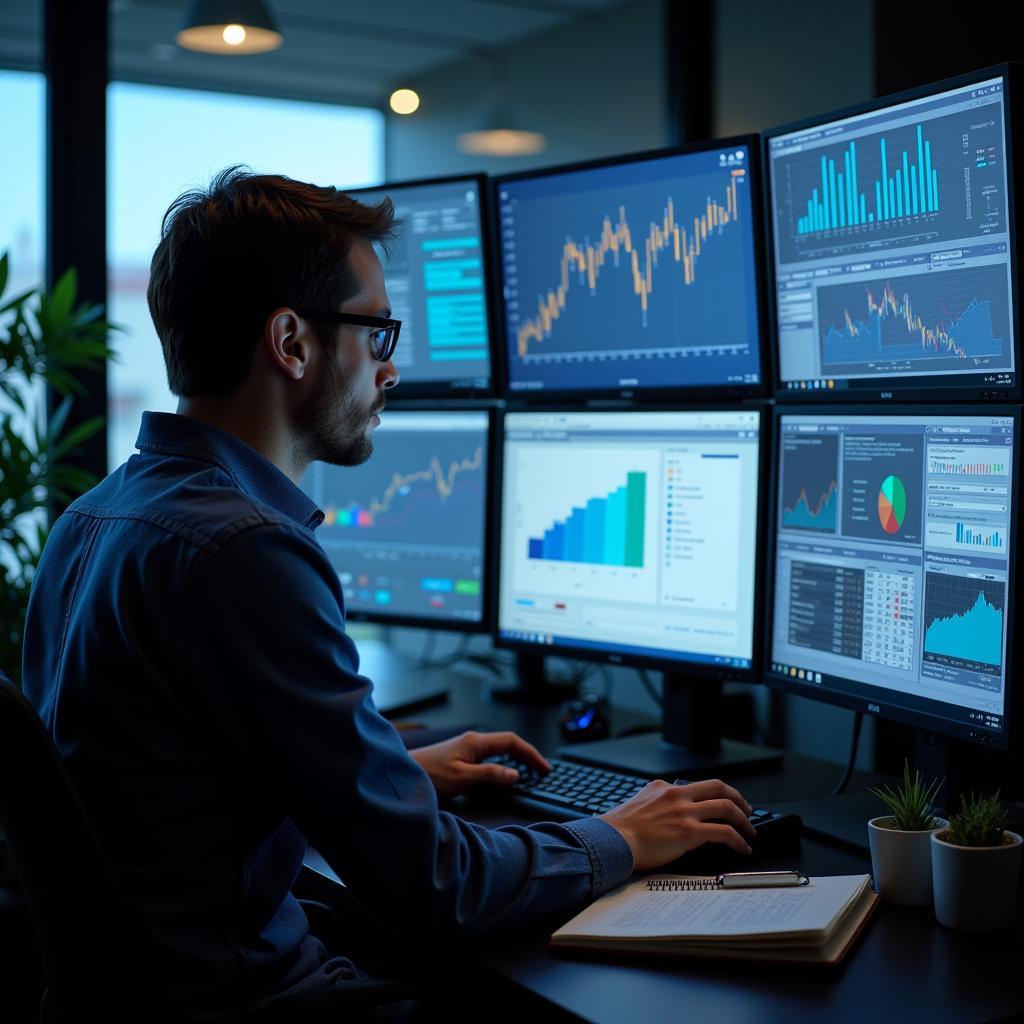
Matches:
[550,872,878,966]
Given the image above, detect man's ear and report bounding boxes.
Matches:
[264,307,310,381]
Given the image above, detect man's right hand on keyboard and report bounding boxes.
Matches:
[599,778,757,870]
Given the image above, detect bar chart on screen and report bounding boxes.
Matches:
[510,445,661,605]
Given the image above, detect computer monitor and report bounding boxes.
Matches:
[347,175,496,397]
[766,408,1018,751]
[494,139,766,400]
[764,65,1021,401]
[301,409,492,630]
[495,407,778,776]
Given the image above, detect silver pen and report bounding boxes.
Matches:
[717,870,809,888]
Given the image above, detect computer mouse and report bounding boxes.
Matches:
[559,694,610,742]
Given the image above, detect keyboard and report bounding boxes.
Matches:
[482,755,802,848]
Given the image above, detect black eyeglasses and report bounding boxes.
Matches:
[297,311,401,363]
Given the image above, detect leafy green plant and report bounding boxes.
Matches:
[869,761,942,831]
[945,792,1008,847]
[0,251,116,685]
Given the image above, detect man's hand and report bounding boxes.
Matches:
[600,779,757,871]
[410,730,550,801]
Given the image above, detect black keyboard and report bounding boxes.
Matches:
[483,755,801,847]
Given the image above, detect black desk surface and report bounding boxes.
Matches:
[365,668,1024,1024]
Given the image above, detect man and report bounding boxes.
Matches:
[22,167,756,1021]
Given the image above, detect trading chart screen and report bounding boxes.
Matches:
[767,74,1018,398]
[498,409,761,670]
[497,144,763,396]
[769,411,1016,745]
[301,410,488,625]
[351,178,492,395]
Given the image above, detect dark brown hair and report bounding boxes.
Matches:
[147,165,396,397]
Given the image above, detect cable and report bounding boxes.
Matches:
[458,651,514,681]
[637,668,662,709]
[416,633,472,672]
[417,631,438,667]
[832,711,864,796]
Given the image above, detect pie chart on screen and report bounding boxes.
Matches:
[878,475,907,534]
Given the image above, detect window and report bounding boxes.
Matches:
[0,69,45,301]
[107,82,385,468]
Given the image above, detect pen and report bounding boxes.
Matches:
[717,870,809,888]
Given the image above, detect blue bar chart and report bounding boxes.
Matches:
[797,124,938,235]
[528,472,646,567]
[954,523,1003,548]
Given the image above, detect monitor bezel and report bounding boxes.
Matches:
[344,173,500,400]
[762,62,1023,404]
[491,401,769,681]
[335,400,499,634]
[491,137,770,404]
[763,404,1020,751]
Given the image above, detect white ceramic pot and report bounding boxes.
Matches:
[867,815,949,907]
[931,829,1023,931]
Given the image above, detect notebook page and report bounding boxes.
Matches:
[553,875,869,941]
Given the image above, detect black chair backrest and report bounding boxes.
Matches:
[0,670,161,1023]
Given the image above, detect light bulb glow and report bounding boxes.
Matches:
[222,24,247,46]
[389,89,421,115]
[457,128,546,157]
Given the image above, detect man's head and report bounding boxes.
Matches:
[147,166,399,467]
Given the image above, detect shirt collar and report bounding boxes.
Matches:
[135,411,324,530]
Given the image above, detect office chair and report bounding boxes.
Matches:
[0,670,423,1023]
[0,668,166,1023]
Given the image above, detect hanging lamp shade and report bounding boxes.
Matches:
[176,0,283,55]
[457,104,546,157]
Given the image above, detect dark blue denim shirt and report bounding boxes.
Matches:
[22,411,632,1020]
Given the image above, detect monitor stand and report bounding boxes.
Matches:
[486,652,577,706]
[356,639,450,719]
[559,673,783,779]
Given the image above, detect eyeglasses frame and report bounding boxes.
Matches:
[296,310,401,363]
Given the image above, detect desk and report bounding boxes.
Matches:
[318,671,1024,1024]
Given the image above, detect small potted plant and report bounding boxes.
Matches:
[931,792,1022,931]
[867,762,947,906]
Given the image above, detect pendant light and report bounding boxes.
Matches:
[176,0,283,55]
[457,54,546,157]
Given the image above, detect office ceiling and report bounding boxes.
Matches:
[0,0,631,107]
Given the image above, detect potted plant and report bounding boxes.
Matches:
[931,792,1022,931]
[867,762,947,906]
[1,252,115,888]
[0,251,115,686]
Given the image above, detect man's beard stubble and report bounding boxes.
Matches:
[295,355,383,468]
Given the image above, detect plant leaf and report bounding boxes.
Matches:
[47,267,78,326]
[0,285,37,317]
[46,394,73,443]
[51,415,104,460]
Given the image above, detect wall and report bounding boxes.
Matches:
[713,0,874,138]
[386,0,667,180]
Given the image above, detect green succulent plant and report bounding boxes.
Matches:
[869,761,942,831]
[945,792,1009,848]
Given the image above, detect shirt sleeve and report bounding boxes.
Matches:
[179,520,633,943]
